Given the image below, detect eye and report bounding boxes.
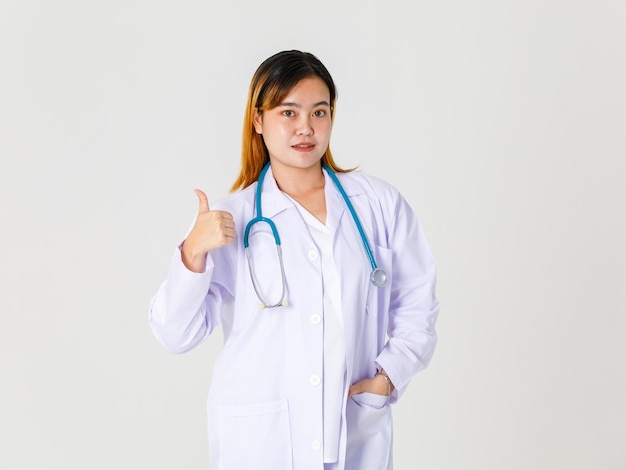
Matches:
[313,110,326,117]
[282,110,295,117]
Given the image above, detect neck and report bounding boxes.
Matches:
[270,161,325,198]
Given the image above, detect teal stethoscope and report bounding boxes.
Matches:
[243,162,387,308]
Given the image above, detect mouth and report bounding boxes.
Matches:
[292,142,316,152]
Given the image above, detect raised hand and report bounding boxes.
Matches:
[181,189,236,272]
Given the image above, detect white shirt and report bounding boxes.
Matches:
[288,196,346,463]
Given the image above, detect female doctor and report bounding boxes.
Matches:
[149,50,439,470]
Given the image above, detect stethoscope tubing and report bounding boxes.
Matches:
[243,162,386,308]
[244,163,281,248]
[322,164,378,272]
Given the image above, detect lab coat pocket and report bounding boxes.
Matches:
[351,391,389,409]
[217,399,293,470]
[346,393,392,469]
[365,245,393,318]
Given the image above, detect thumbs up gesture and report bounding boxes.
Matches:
[181,189,236,273]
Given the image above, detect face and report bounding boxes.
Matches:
[253,77,332,172]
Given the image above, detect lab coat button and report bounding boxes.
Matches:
[312,440,321,451]
[308,250,319,261]
[309,374,321,386]
[310,314,321,325]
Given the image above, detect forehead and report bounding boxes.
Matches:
[281,77,330,104]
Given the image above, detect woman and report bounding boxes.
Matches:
[149,50,439,470]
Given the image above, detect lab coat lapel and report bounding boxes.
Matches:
[323,170,370,383]
[255,166,293,219]
[323,169,345,231]
[323,168,368,230]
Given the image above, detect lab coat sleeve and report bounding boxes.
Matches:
[375,190,439,402]
[148,245,234,354]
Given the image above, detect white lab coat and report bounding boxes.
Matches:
[149,167,439,470]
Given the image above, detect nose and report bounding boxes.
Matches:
[297,117,314,136]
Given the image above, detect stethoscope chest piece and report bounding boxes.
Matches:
[245,163,388,308]
[370,267,388,287]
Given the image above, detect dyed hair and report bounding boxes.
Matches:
[230,50,352,191]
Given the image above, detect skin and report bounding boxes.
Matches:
[253,77,332,222]
[182,76,394,397]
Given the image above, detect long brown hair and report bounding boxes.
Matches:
[230,50,352,191]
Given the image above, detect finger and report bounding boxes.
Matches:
[221,217,236,229]
[222,222,237,234]
[194,189,210,212]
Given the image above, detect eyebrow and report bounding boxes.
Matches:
[278,100,331,108]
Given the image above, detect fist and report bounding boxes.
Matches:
[181,189,236,272]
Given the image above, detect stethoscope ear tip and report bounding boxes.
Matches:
[281,300,288,307]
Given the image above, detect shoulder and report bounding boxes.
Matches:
[339,170,403,203]
[339,171,421,230]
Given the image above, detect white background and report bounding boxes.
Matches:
[1,1,625,469]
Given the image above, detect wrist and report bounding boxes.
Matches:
[181,241,207,273]
[375,370,393,396]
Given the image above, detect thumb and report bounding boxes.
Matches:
[194,189,210,212]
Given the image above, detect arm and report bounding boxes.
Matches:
[350,188,439,400]
[148,190,237,354]
[375,192,439,401]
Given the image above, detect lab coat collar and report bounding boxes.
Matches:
[256,165,366,221]
[254,166,293,219]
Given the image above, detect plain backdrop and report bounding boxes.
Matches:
[1,1,625,469]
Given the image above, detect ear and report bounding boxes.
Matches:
[253,109,263,134]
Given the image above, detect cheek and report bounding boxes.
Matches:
[262,123,292,152]
[274,124,294,141]
[318,121,333,138]
[265,120,291,138]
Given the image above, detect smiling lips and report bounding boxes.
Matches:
[292,142,315,152]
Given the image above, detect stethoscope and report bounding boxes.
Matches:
[243,162,387,309]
